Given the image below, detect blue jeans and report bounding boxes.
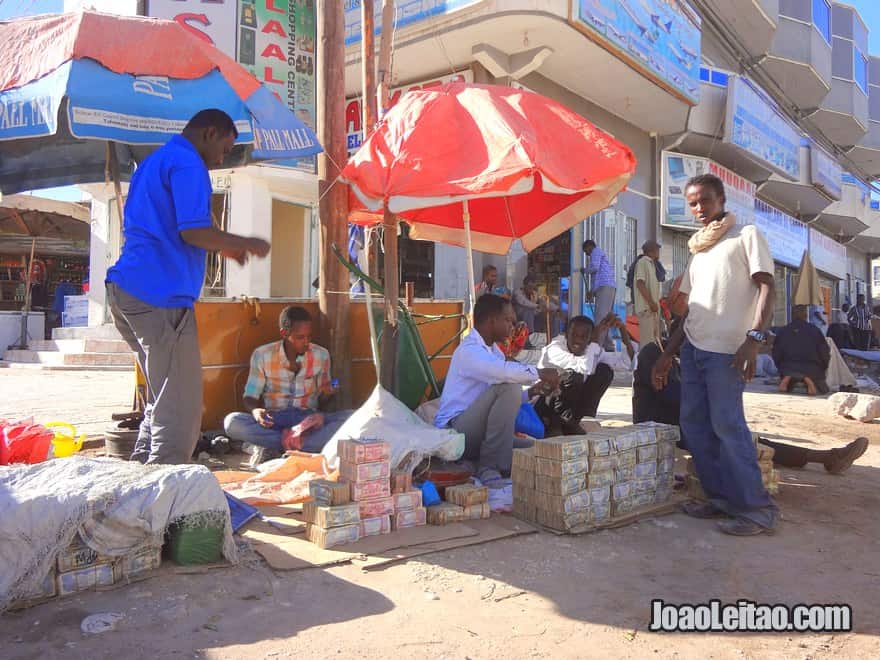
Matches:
[680,342,778,529]
[223,408,352,454]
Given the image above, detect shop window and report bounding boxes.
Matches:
[813,0,831,44]
[527,231,571,301]
[855,48,868,93]
[672,233,690,281]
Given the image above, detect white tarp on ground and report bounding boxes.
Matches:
[322,386,465,471]
[0,456,237,612]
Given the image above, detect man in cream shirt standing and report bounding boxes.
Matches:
[652,173,778,536]
[632,239,663,347]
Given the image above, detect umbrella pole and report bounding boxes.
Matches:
[363,228,381,380]
[380,208,399,390]
[463,200,476,327]
[15,236,37,350]
[107,142,126,243]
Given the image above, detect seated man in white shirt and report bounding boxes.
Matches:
[536,314,635,435]
[434,294,559,487]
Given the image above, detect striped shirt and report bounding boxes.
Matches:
[588,246,616,291]
[243,341,332,411]
[848,304,872,331]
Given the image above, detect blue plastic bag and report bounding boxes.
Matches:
[515,402,545,439]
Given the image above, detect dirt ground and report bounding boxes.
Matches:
[1,368,879,659]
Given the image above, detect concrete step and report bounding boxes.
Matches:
[3,350,135,368]
[28,339,133,354]
[53,325,124,341]
[0,361,133,372]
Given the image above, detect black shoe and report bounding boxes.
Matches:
[681,500,729,519]
[717,518,775,536]
[824,437,869,474]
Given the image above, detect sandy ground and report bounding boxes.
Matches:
[1,369,879,659]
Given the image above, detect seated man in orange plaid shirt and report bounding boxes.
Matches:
[223,306,351,463]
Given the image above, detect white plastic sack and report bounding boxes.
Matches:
[322,386,464,470]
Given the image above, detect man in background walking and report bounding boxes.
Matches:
[847,294,872,350]
[582,239,616,350]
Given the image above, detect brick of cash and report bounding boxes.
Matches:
[632,490,655,507]
[637,421,680,445]
[511,466,535,489]
[589,485,611,505]
[513,482,534,502]
[591,502,610,522]
[634,461,657,479]
[392,507,427,529]
[585,470,614,488]
[609,429,640,453]
[391,470,413,494]
[339,459,390,483]
[350,479,391,501]
[306,523,360,548]
[512,447,536,472]
[636,444,658,462]
[427,502,465,525]
[537,508,589,532]
[657,457,675,475]
[534,436,589,461]
[656,472,674,489]
[338,439,391,464]
[462,502,491,520]
[359,515,392,537]
[589,456,614,472]
[612,481,633,501]
[302,500,360,528]
[611,498,635,517]
[534,473,585,496]
[634,426,657,446]
[613,450,637,469]
[308,479,350,506]
[357,496,394,519]
[534,455,589,478]
[658,441,676,459]
[513,498,537,523]
[535,489,590,515]
[445,484,489,507]
[633,477,657,494]
[392,489,423,511]
[614,466,635,482]
[588,435,612,457]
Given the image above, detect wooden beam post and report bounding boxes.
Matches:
[318,0,352,407]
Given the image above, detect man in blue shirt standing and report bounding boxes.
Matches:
[106,109,271,464]
[582,239,616,350]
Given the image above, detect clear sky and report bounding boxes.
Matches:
[0,0,62,21]
[848,0,880,54]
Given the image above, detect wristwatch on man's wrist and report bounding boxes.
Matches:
[746,329,767,344]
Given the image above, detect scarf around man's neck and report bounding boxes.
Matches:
[688,212,736,254]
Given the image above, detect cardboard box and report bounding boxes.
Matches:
[338,439,391,464]
[636,445,658,462]
[445,484,489,507]
[308,479,350,506]
[357,496,395,519]
[392,489,423,511]
[306,523,360,548]
[57,563,117,597]
[461,502,491,520]
[359,515,392,537]
[350,479,391,502]
[512,498,537,523]
[512,446,536,472]
[535,489,591,514]
[537,508,589,531]
[339,460,390,483]
[391,470,412,494]
[585,470,614,488]
[534,436,589,461]
[612,481,633,501]
[392,507,427,530]
[57,534,114,573]
[534,455,589,478]
[534,473,585,496]
[120,545,161,579]
[302,500,360,527]
[634,461,657,479]
[427,502,465,525]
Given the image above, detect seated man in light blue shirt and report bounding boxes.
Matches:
[435,294,559,487]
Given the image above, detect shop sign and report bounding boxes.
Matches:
[211,173,232,190]
[572,0,702,105]
[344,0,481,45]
[724,75,800,181]
[810,227,847,279]
[346,70,472,155]
[753,199,807,268]
[660,151,755,230]
[147,0,238,57]
[842,172,871,208]
[237,0,317,171]
[810,144,842,201]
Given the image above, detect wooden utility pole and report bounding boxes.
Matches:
[317,0,352,407]
[377,0,398,391]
